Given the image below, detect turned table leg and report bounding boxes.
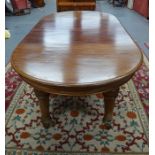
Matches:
[103,88,119,123]
[34,89,54,128]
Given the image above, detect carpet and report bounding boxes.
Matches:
[5,55,149,155]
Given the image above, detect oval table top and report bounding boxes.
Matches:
[11,11,142,94]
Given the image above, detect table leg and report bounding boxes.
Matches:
[103,88,119,123]
[34,89,53,128]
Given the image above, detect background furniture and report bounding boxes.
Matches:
[10,0,31,15]
[57,0,96,12]
[127,0,134,9]
[29,0,45,8]
[112,0,127,7]
[133,0,149,18]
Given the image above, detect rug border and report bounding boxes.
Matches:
[143,53,149,67]
[5,82,27,126]
[5,148,149,155]
[127,80,149,139]
[5,63,11,73]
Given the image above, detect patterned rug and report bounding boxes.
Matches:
[5,56,149,155]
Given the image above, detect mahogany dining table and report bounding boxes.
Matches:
[11,11,143,128]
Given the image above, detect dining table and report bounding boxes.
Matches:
[11,11,143,128]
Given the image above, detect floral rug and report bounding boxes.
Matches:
[5,56,149,155]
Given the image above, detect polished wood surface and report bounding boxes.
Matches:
[57,0,96,12]
[11,11,143,128]
[11,11,142,96]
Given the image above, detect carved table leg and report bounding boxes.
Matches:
[103,88,119,123]
[34,89,54,128]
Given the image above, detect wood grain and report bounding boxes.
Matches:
[11,11,143,96]
[57,0,96,12]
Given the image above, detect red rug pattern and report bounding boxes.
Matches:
[5,62,149,154]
